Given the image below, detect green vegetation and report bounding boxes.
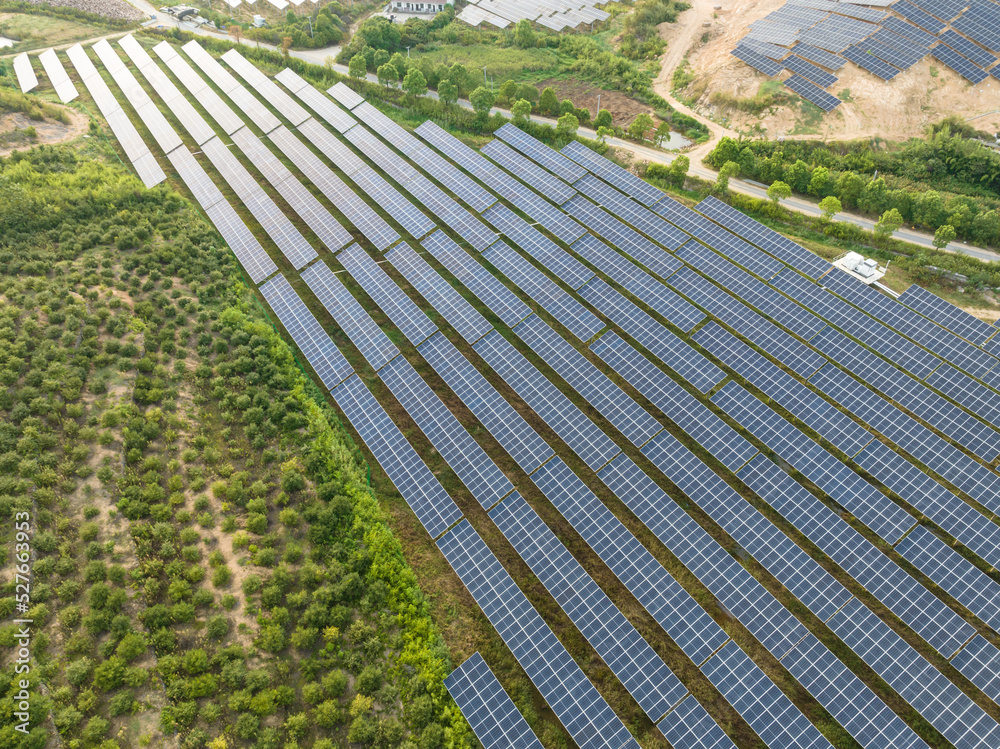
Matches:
[707,119,1000,247]
[0,144,464,748]
[708,80,793,117]
[0,11,115,53]
[0,1,137,31]
[193,1,377,50]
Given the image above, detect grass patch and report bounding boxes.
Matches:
[407,43,560,83]
[0,11,112,52]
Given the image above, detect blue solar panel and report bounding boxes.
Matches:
[422,230,531,329]
[513,314,662,446]
[378,356,513,509]
[333,375,462,538]
[571,234,704,333]
[418,332,554,474]
[561,139,666,207]
[924,363,1000,444]
[713,381,916,544]
[793,42,847,69]
[482,240,605,341]
[842,44,902,79]
[473,330,621,471]
[784,54,840,86]
[481,138,576,205]
[898,283,997,345]
[444,653,544,749]
[494,123,587,183]
[951,635,1000,704]
[784,74,843,111]
[437,521,640,749]
[536,457,730,665]
[931,44,988,83]
[385,242,493,345]
[490,492,689,720]
[573,174,691,249]
[891,1,946,34]
[732,44,787,75]
[694,322,874,456]
[668,266,827,378]
[579,279,725,393]
[301,260,400,372]
[590,331,759,471]
[563,195,682,281]
[657,696,736,749]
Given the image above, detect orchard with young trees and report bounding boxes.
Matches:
[0,144,464,749]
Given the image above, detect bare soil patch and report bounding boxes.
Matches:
[0,108,89,157]
[535,77,655,127]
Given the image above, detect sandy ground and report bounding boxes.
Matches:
[660,0,1000,141]
[0,107,88,157]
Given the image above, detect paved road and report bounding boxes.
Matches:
[7,9,997,263]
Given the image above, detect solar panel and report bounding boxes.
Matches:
[166,146,224,210]
[898,284,998,345]
[156,50,247,135]
[38,48,78,103]
[266,125,399,250]
[573,174,690,250]
[871,28,931,60]
[701,641,833,749]
[334,375,462,538]
[951,14,1000,54]
[378,356,514,509]
[951,635,1000,704]
[694,322,873,455]
[493,122,587,183]
[842,43,902,78]
[327,81,365,110]
[221,49,310,125]
[418,332,554,473]
[406,174,499,251]
[780,634,929,749]
[890,1,946,33]
[301,260,400,371]
[352,166,437,240]
[784,74,843,111]
[826,598,1000,749]
[713,381,917,545]
[386,243,492,345]
[579,279,724,392]
[411,145,498,213]
[473,330,621,470]
[658,696,736,749]
[938,29,997,67]
[732,44,788,74]
[833,3,888,22]
[896,525,1000,633]
[259,273,353,388]
[932,44,988,82]
[203,200,278,283]
[563,196,682,281]
[483,242,605,342]
[422,230,530,328]
[481,138,576,205]
[562,139,672,208]
[353,100,424,156]
[200,136,319,269]
[181,41,281,133]
[654,196,785,279]
[415,121,586,244]
[12,53,38,93]
[277,68,357,132]
[571,235,703,332]
[738,37,795,60]
[513,314,661,446]
[783,54,840,86]
[490,493,688,720]
[444,653,544,749]
[591,332,758,471]
[337,243,437,346]
[437,521,640,749]
[483,204,593,290]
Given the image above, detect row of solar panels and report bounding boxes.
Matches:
[78,39,1000,748]
[12,49,80,103]
[457,0,610,29]
[730,0,1000,110]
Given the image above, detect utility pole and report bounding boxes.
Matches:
[308,15,313,37]
[596,92,600,121]
[406,45,411,57]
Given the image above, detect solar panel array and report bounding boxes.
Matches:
[69,39,1000,748]
[38,48,78,103]
[12,52,37,93]
[457,0,609,31]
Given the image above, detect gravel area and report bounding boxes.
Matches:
[20,0,145,22]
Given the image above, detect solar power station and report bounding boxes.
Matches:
[457,0,610,30]
[731,0,1000,110]
[59,34,1000,748]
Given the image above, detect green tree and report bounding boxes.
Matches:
[376,64,395,88]
[389,52,408,81]
[874,208,904,243]
[437,79,458,105]
[403,68,427,97]
[511,99,532,123]
[709,136,740,167]
[819,195,842,221]
[348,55,366,81]
[556,112,579,138]
[627,113,655,142]
[373,49,390,68]
[539,86,560,116]
[515,82,539,104]
[808,166,831,196]
[469,86,495,118]
[596,125,614,142]
[933,223,957,249]
[594,109,613,129]
[783,159,810,193]
[836,171,866,208]
[515,18,536,48]
[449,63,471,96]
[498,79,517,105]
[767,180,792,204]
[670,155,689,188]
[716,161,739,195]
